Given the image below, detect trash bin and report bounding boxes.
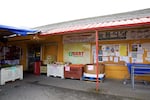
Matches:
[34,61,41,75]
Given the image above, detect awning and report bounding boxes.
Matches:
[41,17,150,35]
[0,24,38,37]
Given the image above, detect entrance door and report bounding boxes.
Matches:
[44,44,58,62]
[27,45,41,72]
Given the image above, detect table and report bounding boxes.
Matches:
[131,65,150,89]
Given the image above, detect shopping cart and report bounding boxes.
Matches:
[123,63,150,89]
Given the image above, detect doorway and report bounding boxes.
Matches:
[27,44,41,72]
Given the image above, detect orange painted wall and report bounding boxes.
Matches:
[40,35,63,62]
[6,35,63,71]
[3,30,150,81]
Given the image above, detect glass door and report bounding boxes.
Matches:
[27,45,41,72]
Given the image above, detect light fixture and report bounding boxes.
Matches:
[32,31,41,40]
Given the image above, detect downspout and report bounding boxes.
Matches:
[95,30,99,91]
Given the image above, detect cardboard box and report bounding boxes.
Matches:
[84,64,105,74]
[64,64,84,79]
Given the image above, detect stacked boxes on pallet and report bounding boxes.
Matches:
[47,63,105,82]
[83,63,105,82]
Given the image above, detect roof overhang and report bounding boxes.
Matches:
[41,17,150,35]
[0,24,38,38]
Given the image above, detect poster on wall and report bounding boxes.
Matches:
[132,58,143,63]
[114,57,119,62]
[102,57,108,61]
[109,56,113,61]
[102,44,119,57]
[147,52,150,57]
[142,43,150,51]
[120,56,129,63]
[98,56,103,62]
[132,52,137,58]
[146,52,150,62]
[145,57,150,62]
[119,44,128,56]
[131,52,143,63]
[132,44,138,52]
[64,43,91,64]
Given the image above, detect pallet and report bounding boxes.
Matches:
[64,77,83,80]
[82,76,104,82]
[48,75,64,79]
[82,73,105,82]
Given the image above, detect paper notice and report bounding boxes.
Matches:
[132,52,137,58]
[114,57,119,62]
[103,52,108,56]
[136,59,143,63]
[137,45,144,54]
[102,57,108,61]
[147,52,150,57]
[124,56,130,63]
[142,43,150,51]
[65,66,70,71]
[115,52,120,56]
[132,58,143,63]
[132,58,137,63]
[120,56,124,61]
[137,53,143,59]
[146,57,150,62]
[109,56,113,61]
[87,65,94,70]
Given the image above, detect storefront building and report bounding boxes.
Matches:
[35,8,150,81]
[2,8,150,82]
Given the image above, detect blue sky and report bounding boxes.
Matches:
[0,0,149,28]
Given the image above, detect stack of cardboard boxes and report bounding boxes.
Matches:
[64,64,84,80]
[83,63,105,81]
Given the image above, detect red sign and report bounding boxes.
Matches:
[69,52,84,57]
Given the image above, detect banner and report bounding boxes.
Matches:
[63,43,91,64]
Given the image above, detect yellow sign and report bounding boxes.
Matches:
[119,44,127,56]
[64,43,90,64]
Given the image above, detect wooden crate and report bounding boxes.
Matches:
[64,64,84,80]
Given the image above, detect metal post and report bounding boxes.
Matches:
[95,30,99,91]
[131,66,135,89]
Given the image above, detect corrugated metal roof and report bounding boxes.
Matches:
[40,17,150,35]
[34,8,150,35]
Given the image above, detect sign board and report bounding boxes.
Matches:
[99,28,150,40]
[63,33,95,43]
[64,43,90,64]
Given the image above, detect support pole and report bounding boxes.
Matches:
[95,30,99,91]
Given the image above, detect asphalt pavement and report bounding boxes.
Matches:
[0,73,149,100]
